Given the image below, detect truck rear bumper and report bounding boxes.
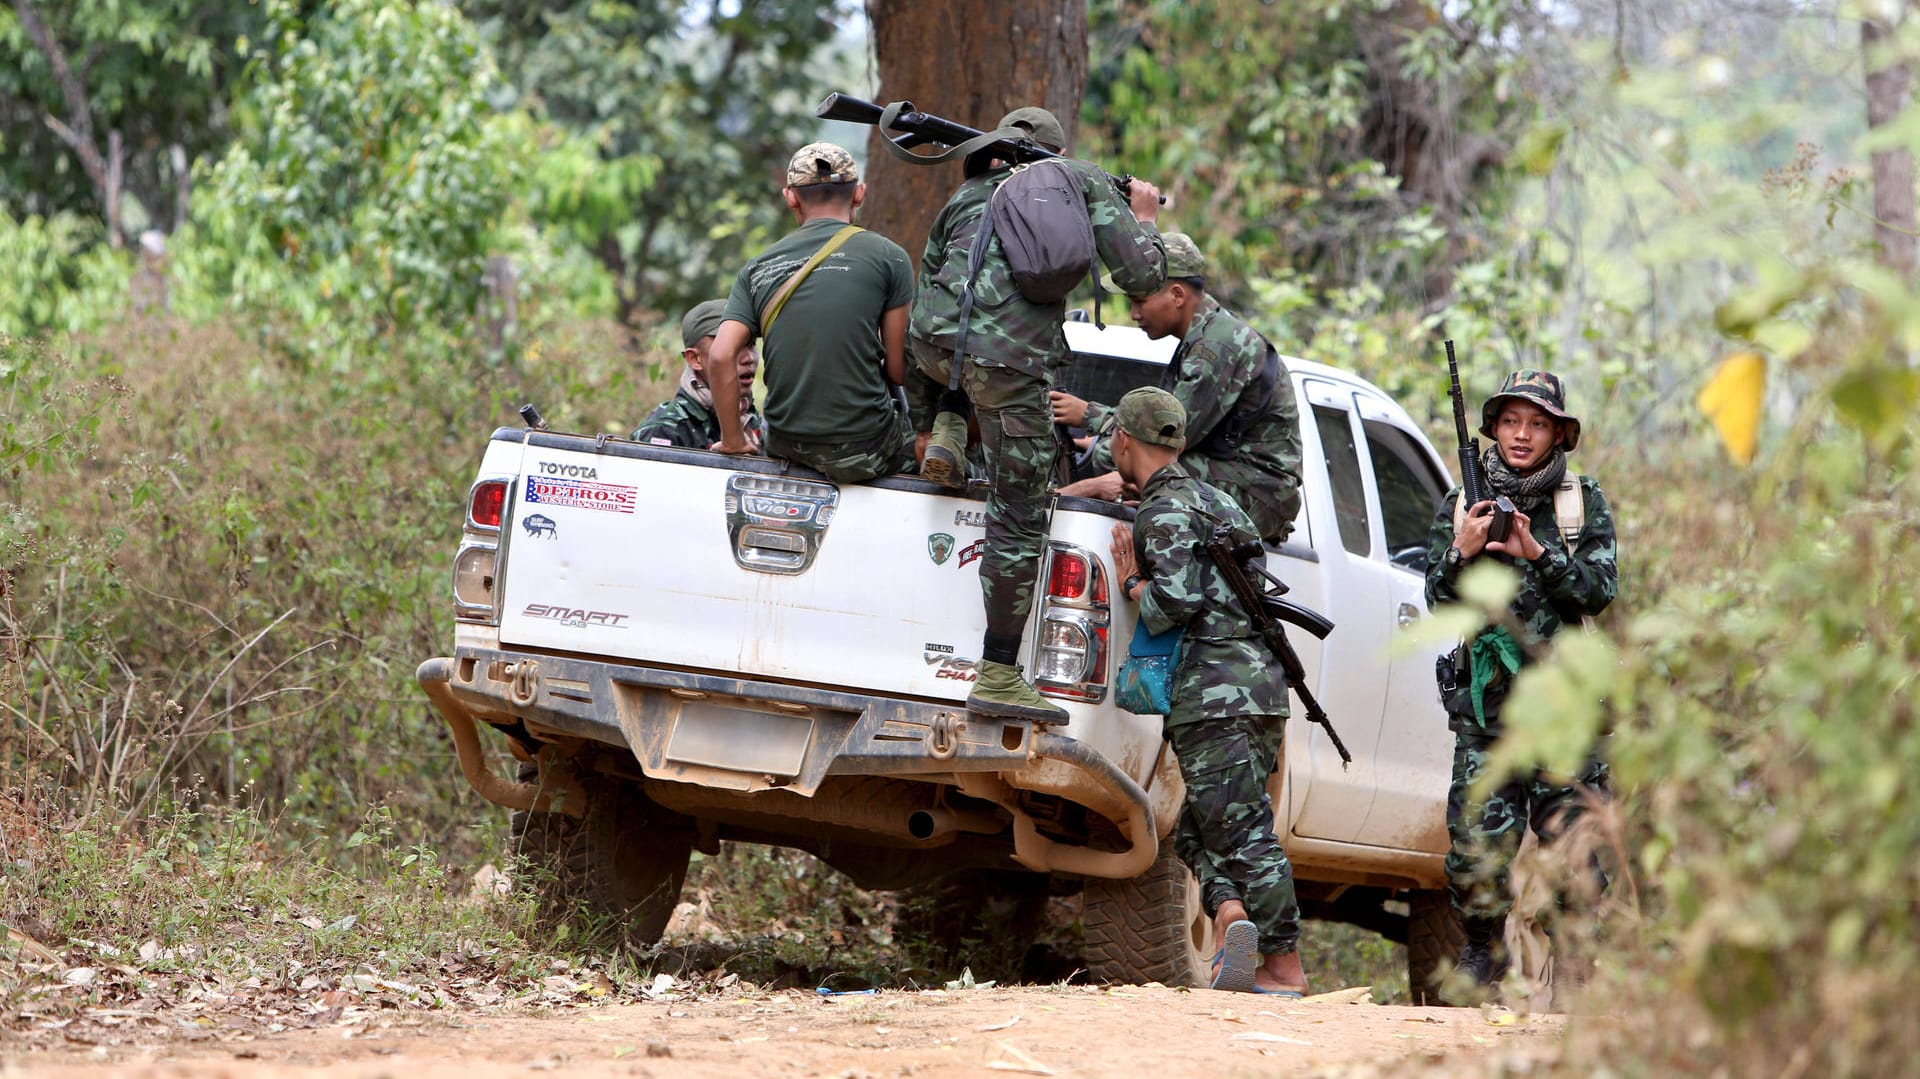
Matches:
[418,649,1159,879]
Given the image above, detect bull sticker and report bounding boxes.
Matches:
[522,514,557,538]
[522,603,629,629]
[524,475,637,515]
[928,532,955,565]
[957,539,987,569]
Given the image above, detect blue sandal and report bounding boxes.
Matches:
[1210,919,1260,993]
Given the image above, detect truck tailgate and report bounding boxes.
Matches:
[497,440,997,702]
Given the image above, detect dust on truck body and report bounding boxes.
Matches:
[420,326,1465,992]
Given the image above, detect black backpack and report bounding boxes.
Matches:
[985,159,1096,304]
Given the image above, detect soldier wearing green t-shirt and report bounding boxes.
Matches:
[709,142,917,483]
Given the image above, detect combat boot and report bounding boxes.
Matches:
[967,661,1068,724]
[920,409,967,489]
[1452,915,1508,1001]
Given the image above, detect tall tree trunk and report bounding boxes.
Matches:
[1864,10,1916,278]
[13,0,125,248]
[860,0,1088,263]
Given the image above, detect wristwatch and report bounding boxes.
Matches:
[1442,546,1464,572]
[1123,573,1145,596]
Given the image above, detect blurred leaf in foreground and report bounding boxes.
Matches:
[1696,351,1766,466]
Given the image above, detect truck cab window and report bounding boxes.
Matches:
[1363,419,1448,571]
[1313,405,1372,558]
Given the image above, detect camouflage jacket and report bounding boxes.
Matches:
[908,158,1166,379]
[1132,462,1290,728]
[630,389,764,449]
[1423,475,1618,731]
[1088,297,1303,537]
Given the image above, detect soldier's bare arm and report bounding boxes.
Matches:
[707,319,756,455]
[879,305,909,386]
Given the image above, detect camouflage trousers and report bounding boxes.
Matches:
[764,405,915,485]
[1167,715,1300,955]
[910,345,1057,643]
[1183,455,1296,544]
[1445,726,1611,921]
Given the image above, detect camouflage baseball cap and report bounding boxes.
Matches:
[1114,386,1187,450]
[1480,369,1582,452]
[786,141,858,187]
[1102,232,1204,297]
[997,106,1066,152]
[680,298,728,348]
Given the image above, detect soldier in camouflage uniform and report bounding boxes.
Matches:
[631,299,765,449]
[908,106,1167,723]
[1423,369,1617,995]
[1107,386,1307,997]
[1050,233,1303,542]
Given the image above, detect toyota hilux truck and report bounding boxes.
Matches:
[418,320,1466,997]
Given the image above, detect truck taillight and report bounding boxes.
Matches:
[1035,543,1111,703]
[469,480,507,531]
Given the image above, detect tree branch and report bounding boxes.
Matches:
[14,0,122,246]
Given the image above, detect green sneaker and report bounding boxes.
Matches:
[920,409,967,489]
[966,660,1068,724]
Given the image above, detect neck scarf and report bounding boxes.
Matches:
[1483,444,1566,513]
[681,365,760,449]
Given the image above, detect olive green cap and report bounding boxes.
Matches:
[679,299,729,348]
[1102,232,1204,297]
[786,141,858,187]
[1114,386,1187,450]
[997,106,1066,152]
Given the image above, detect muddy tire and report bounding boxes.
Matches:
[510,762,693,948]
[1406,888,1464,1004]
[1083,843,1213,987]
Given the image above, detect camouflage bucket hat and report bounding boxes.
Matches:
[680,298,729,348]
[997,106,1066,152]
[1115,386,1187,450]
[786,141,858,187]
[1480,369,1581,452]
[1102,232,1203,296]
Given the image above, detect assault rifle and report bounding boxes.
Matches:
[816,93,1161,203]
[1203,528,1352,767]
[1445,339,1512,543]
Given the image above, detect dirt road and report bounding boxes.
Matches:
[4,984,1562,1078]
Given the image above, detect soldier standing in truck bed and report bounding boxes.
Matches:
[907,106,1166,724]
[1049,233,1302,543]
[632,299,765,450]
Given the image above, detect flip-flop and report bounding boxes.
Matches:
[1210,919,1260,993]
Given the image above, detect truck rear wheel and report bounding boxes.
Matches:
[1406,888,1464,1004]
[1082,843,1213,987]
[510,762,693,948]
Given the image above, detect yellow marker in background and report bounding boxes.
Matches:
[1697,351,1766,466]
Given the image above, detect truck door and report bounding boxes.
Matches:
[1286,381,1390,843]
[1347,396,1455,853]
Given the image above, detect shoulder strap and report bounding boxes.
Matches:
[875,102,1032,167]
[760,224,862,334]
[1553,472,1583,546]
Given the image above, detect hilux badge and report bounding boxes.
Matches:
[928,532,955,565]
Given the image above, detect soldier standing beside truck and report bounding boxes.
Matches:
[708,142,918,483]
[1107,387,1310,997]
[1049,233,1303,544]
[907,106,1167,724]
[1424,368,1618,996]
[631,299,765,450]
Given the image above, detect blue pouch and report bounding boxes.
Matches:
[1115,620,1185,715]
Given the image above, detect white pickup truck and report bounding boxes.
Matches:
[418,321,1464,997]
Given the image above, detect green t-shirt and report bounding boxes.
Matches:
[720,218,915,442]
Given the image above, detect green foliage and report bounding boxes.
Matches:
[0,214,127,335]
[193,0,515,372]
[0,0,261,224]
[466,0,851,318]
